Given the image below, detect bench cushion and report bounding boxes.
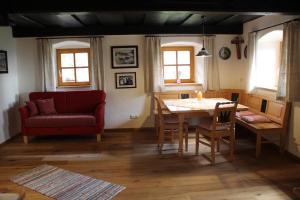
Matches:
[241,114,271,123]
[236,110,255,118]
[25,114,96,128]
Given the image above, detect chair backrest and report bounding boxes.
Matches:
[212,101,238,131]
[154,96,163,120]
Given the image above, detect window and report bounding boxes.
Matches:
[255,30,283,90]
[56,48,91,87]
[161,46,195,83]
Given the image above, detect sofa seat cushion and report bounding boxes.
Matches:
[25,114,96,128]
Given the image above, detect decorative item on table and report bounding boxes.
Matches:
[197,90,203,101]
[111,46,138,68]
[115,72,137,89]
[176,78,181,84]
[0,50,8,74]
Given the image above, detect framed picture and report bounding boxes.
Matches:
[115,72,137,89]
[111,46,138,68]
[0,50,8,73]
[219,47,231,60]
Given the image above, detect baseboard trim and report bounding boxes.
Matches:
[104,127,155,133]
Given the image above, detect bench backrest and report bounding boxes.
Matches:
[243,93,291,127]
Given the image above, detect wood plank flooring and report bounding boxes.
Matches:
[0,130,299,200]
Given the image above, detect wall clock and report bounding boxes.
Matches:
[219,47,231,60]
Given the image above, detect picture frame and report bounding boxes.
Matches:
[111,46,138,68]
[0,50,8,73]
[219,47,231,60]
[115,72,137,89]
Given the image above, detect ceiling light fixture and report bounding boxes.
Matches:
[196,15,212,57]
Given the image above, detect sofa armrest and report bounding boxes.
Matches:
[94,102,105,129]
[19,106,29,132]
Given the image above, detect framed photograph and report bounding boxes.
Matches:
[219,47,231,60]
[111,46,138,68]
[0,50,8,73]
[115,72,137,89]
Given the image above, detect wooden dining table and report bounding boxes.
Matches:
[163,98,248,157]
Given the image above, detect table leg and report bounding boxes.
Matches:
[178,114,184,157]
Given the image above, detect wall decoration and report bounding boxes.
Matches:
[115,72,137,89]
[244,45,248,59]
[219,47,231,60]
[231,36,244,59]
[111,46,138,68]
[0,50,8,73]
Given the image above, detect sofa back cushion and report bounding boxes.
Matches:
[29,90,106,114]
[36,98,57,115]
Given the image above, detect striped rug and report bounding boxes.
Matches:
[11,164,126,200]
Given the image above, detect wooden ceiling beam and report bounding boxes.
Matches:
[71,14,87,27]
[12,25,243,37]
[18,14,46,28]
[4,1,300,15]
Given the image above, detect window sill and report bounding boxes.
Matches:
[56,85,92,89]
[164,83,202,87]
[255,87,277,92]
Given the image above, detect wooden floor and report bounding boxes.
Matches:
[0,129,300,200]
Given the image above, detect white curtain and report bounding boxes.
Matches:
[144,37,164,94]
[37,39,55,91]
[202,36,220,91]
[277,21,300,101]
[246,32,257,93]
[90,37,105,90]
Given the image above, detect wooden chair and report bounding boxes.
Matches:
[195,101,238,164]
[154,97,189,153]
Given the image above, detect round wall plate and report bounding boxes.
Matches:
[219,47,231,60]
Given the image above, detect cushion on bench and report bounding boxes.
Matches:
[241,114,271,124]
[236,110,255,118]
[25,114,96,128]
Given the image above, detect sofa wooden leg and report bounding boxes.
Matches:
[96,134,101,142]
[23,136,28,144]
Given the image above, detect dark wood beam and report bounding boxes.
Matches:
[5,0,300,15]
[12,25,243,37]
[178,14,194,26]
[71,14,87,27]
[214,15,237,25]
[18,14,46,28]
[0,13,9,26]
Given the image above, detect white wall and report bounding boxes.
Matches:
[102,35,152,128]
[243,15,300,157]
[215,35,245,89]
[16,34,242,129]
[16,38,39,103]
[0,27,20,143]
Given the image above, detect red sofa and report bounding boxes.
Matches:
[19,90,106,144]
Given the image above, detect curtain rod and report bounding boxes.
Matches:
[145,34,215,38]
[36,35,104,40]
[250,18,300,34]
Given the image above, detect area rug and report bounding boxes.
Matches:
[11,164,125,200]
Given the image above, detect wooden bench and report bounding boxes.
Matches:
[236,93,291,158]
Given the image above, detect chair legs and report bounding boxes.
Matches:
[195,132,235,165]
[195,128,200,155]
[210,138,216,165]
[184,124,189,151]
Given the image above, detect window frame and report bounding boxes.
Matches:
[161,46,195,84]
[254,29,283,91]
[56,48,91,87]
